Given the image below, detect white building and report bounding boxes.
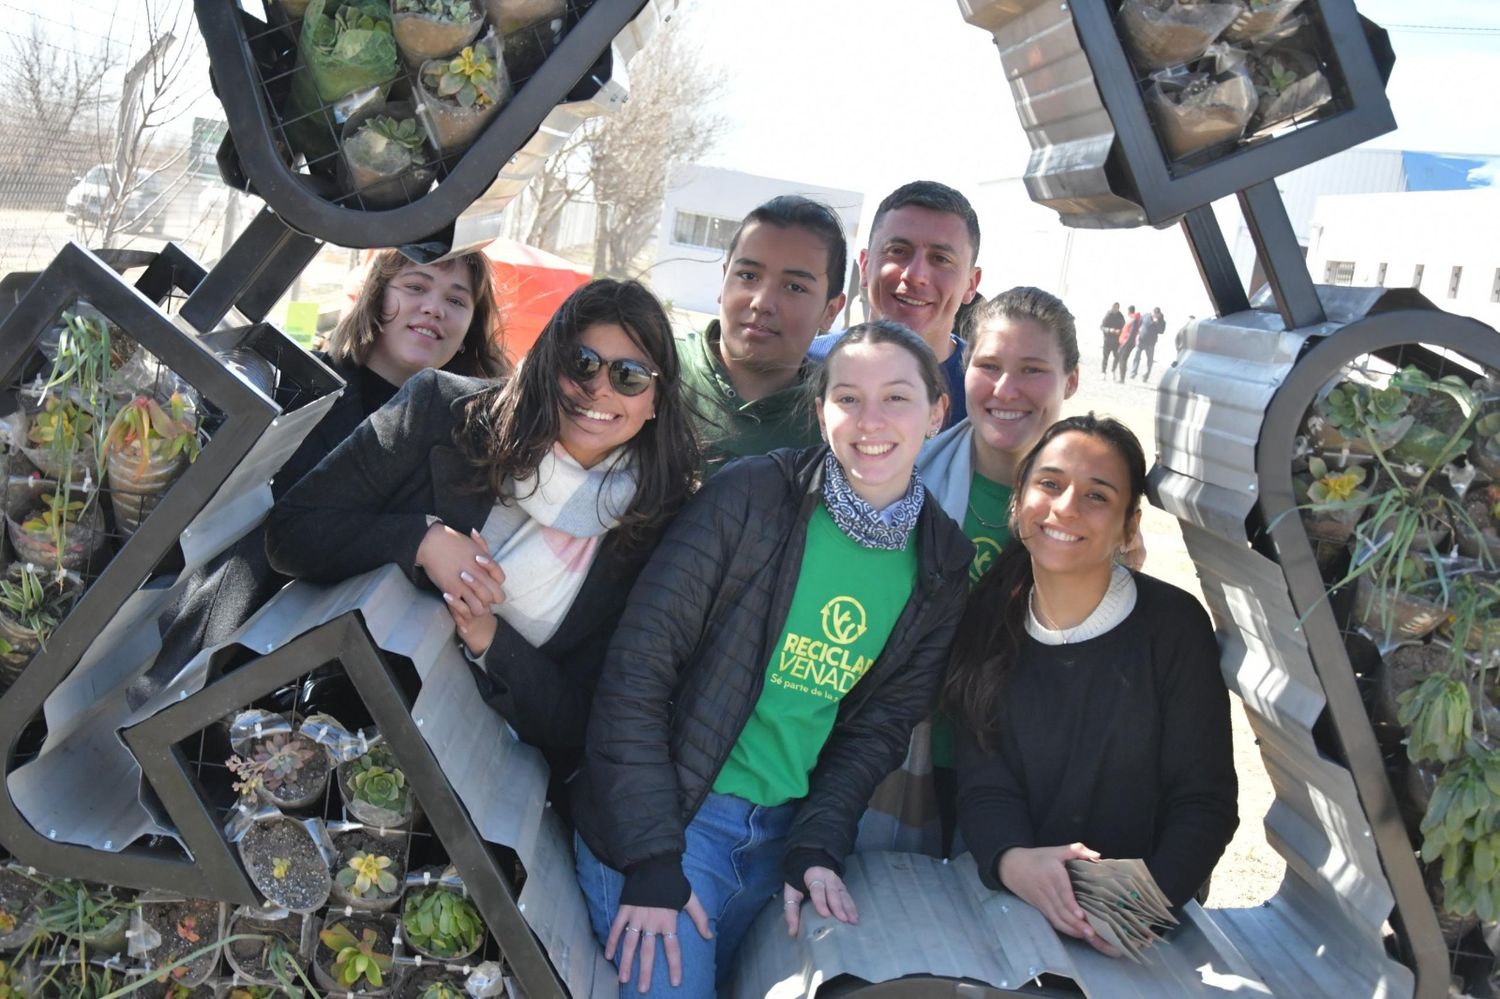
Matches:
[650,164,863,316]
[1306,188,1500,330]
[970,148,1494,341]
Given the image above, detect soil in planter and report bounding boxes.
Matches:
[225,910,307,983]
[239,820,331,911]
[138,897,222,986]
[332,828,408,909]
[395,966,468,999]
[132,978,217,998]
[315,915,396,994]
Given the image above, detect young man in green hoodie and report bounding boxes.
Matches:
[678,195,848,476]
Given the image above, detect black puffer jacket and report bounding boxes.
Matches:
[572,446,973,908]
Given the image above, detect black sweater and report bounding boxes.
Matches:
[955,573,1238,907]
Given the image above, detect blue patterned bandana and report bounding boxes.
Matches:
[821,450,925,550]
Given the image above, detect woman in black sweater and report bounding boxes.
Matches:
[945,414,1237,955]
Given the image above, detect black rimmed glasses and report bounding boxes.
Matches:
[568,344,659,397]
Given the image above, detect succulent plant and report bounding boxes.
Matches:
[403,886,482,957]
[253,733,318,792]
[364,114,425,152]
[104,393,200,471]
[336,850,399,897]
[419,982,465,999]
[395,0,474,18]
[424,43,503,108]
[1305,456,1366,505]
[320,920,393,988]
[19,491,89,546]
[350,752,407,811]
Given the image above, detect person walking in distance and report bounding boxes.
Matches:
[1115,306,1141,384]
[1131,306,1165,381]
[1098,302,1123,376]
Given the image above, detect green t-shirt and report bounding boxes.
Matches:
[932,473,1015,769]
[713,505,918,806]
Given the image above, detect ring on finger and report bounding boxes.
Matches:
[783,899,799,907]
[642,930,656,939]
[809,880,825,889]
[664,932,676,940]
[624,926,640,934]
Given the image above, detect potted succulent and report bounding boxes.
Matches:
[395,971,468,999]
[0,565,81,688]
[223,907,315,987]
[340,103,436,210]
[400,878,483,961]
[1248,47,1332,135]
[226,725,333,811]
[1295,456,1369,544]
[330,825,408,912]
[103,393,200,538]
[134,895,226,989]
[235,815,334,912]
[6,487,106,573]
[34,879,134,955]
[286,0,400,162]
[1308,378,1413,457]
[392,0,484,68]
[20,396,97,482]
[338,743,417,828]
[415,33,509,154]
[314,915,397,995]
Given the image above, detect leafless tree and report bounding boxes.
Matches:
[525,19,728,276]
[2,17,120,130]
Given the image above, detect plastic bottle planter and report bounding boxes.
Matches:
[415,31,511,154]
[0,567,82,690]
[393,0,486,68]
[329,826,410,914]
[484,0,563,34]
[399,881,484,962]
[314,912,400,997]
[236,816,334,913]
[223,907,316,986]
[339,103,438,211]
[16,394,100,483]
[103,394,201,540]
[394,968,469,999]
[5,487,108,575]
[132,895,227,989]
[338,744,419,830]
[33,879,133,955]
[228,715,336,813]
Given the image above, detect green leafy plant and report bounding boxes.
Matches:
[1398,675,1472,764]
[0,567,67,645]
[44,310,115,400]
[424,44,502,108]
[1305,456,1366,505]
[336,851,398,898]
[419,982,465,999]
[1419,743,1500,920]
[363,114,424,153]
[350,750,407,811]
[395,0,474,18]
[320,921,393,988]
[104,393,200,472]
[1319,379,1412,450]
[402,886,482,957]
[19,491,89,549]
[34,879,131,938]
[1255,55,1299,98]
[26,396,95,454]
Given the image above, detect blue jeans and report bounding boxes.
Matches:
[575,792,795,998]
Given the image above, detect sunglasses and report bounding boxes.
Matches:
[568,344,659,397]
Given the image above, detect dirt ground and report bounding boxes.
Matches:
[1062,351,1284,908]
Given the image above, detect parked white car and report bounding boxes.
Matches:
[64,165,167,234]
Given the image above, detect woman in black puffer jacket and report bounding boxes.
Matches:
[572,321,973,998]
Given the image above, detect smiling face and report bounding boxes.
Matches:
[859,206,981,349]
[718,220,845,381]
[817,341,945,508]
[966,315,1079,485]
[556,321,658,468]
[366,261,475,384]
[1017,431,1139,579]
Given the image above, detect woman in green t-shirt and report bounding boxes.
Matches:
[572,321,973,997]
[862,286,1087,857]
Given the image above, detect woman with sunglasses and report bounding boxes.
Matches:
[572,321,973,997]
[267,279,699,754]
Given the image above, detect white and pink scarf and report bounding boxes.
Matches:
[478,443,636,646]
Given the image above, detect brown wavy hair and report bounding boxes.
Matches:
[324,248,510,378]
[942,413,1147,751]
[456,278,700,552]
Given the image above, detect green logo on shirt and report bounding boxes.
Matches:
[821,596,867,645]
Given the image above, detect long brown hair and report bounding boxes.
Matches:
[457,279,700,551]
[942,413,1147,750]
[324,248,510,378]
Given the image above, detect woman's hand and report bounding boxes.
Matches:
[417,526,507,650]
[998,844,1119,956]
[782,866,858,937]
[606,895,712,992]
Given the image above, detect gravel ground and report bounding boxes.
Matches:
[1063,354,1284,908]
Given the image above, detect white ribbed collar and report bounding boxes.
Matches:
[1026,564,1137,645]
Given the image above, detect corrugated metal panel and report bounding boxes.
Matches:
[957,0,1147,227]
[728,853,1274,998]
